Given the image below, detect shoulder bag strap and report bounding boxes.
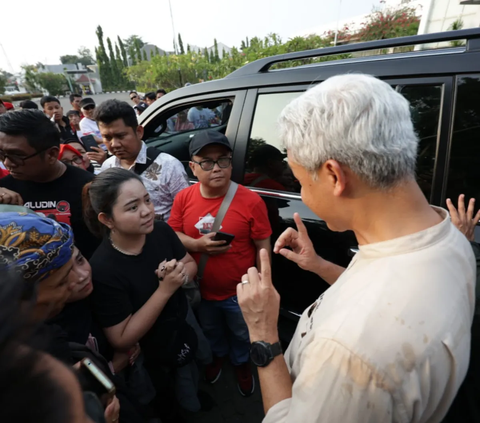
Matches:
[133,147,161,175]
[197,181,238,280]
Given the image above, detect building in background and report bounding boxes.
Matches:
[418,0,480,34]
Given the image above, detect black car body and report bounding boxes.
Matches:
[139,28,480,342]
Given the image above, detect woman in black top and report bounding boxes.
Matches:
[84,168,210,422]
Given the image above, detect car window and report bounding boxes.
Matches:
[445,75,480,206]
[144,99,233,179]
[243,92,302,193]
[396,84,443,202]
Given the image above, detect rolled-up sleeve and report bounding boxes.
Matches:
[264,338,396,423]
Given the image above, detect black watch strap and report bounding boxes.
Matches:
[270,342,282,359]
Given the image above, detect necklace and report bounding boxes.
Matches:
[109,235,142,256]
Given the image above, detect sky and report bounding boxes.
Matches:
[0,0,383,74]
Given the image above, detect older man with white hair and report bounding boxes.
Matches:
[237,74,475,423]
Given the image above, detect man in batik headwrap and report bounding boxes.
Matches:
[0,209,74,320]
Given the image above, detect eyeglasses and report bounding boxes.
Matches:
[130,96,137,100]
[0,147,49,166]
[61,156,83,166]
[191,157,232,171]
[83,105,95,111]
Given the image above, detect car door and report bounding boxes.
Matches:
[233,79,449,342]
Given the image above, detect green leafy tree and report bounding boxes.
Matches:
[142,50,148,62]
[78,47,95,65]
[134,38,143,63]
[124,35,145,51]
[214,39,220,62]
[96,25,113,91]
[21,64,41,92]
[449,19,465,47]
[155,46,160,56]
[178,33,185,55]
[187,44,191,53]
[107,37,120,88]
[37,72,66,96]
[118,36,129,67]
[128,46,137,66]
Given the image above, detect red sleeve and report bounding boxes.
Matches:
[249,196,272,240]
[168,189,185,232]
[0,168,9,179]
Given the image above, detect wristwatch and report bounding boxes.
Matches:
[250,341,283,367]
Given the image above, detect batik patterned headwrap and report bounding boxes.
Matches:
[0,212,73,281]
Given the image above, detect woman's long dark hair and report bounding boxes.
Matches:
[82,168,144,238]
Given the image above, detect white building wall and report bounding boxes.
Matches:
[418,0,480,34]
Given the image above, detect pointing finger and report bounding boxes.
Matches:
[293,213,308,236]
[259,249,272,287]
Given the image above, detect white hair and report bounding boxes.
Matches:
[278,74,418,189]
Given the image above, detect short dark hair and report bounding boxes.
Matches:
[145,92,156,101]
[0,273,74,423]
[94,99,138,131]
[156,89,167,95]
[66,110,80,118]
[40,96,60,108]
[83,168,143,238]
[69,93,82,103]
[19,100,39,110]
[129,91,137,95]
[0,110,60,151]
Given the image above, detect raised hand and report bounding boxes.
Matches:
[274,213,322,273]
[447,194,480,242]
[237,249,280,343]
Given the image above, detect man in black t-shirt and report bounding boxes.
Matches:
[0,110,99,258]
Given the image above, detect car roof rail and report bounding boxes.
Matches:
[226,28,480,78]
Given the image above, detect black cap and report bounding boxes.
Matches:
[189,130,232,157]
[80,98,95,108]
[133,102,148,113]
[249,144,287,167]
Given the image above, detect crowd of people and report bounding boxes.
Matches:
[0,73,478,423]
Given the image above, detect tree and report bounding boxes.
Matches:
[449,19,465,47]
[214,39,220,62]
[155,46,160,56]
[124,35,145,51]
[187,44,191,53]
[37,72,66,96]
[134,38,143,63]
[203,47,209,62]
[178,33,185,55]
[142,50,148,62]
[128,46,137,66]
[21,64,41,92]
[78,47,95,65]
[107,37,120,88]
[118,36,129,67]
[96,25,113,91]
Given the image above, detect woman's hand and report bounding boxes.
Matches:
[104,396,120,423]
[156,259,185,295]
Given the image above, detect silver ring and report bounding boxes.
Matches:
[241,280,249,284]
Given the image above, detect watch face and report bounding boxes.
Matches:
[251,342,271,366]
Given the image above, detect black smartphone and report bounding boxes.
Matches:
[78,358,116,408]
[80,135,99,152]
[213,231,235,245]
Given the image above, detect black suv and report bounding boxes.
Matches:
[139,28,480,342]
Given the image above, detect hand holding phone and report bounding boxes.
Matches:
[81,135,99,152]
[78,358,116,408]
[196,231,233,255]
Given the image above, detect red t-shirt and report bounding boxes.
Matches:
[0,168,9,179]
[169,183,272,301]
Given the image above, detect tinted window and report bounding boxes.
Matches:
[244,92,302,193]
[397,84,442,202]
[446,75,480,205]
[144,99,233,178]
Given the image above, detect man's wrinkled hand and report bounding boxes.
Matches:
[237,249,280,343]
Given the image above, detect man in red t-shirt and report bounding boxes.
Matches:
[169,130,271,397]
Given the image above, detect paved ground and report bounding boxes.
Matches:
[27,92,132,111]
[182,361,265,423]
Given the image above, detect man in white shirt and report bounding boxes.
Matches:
[79,98,104,149]
[95,99,189,221]
[237,74,475,423]
[187,106,216,129]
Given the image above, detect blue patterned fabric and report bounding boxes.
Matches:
[0,212,73,281]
